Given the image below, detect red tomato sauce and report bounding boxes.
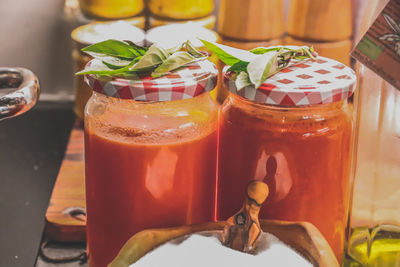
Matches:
[217,95,353,261]
[85,125,217,266]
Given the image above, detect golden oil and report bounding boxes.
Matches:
[344,225,400,267]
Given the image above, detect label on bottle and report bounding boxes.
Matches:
[352,0,400,91]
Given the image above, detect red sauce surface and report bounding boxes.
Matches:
[217,95,353,261]
[85,123,217,266]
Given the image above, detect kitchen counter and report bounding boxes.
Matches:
[0,101,75,266]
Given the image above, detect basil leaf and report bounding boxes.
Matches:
[247,51,280,88]
[227,61,249,73]
[250,47,289,54]
[75,59,133,76]
[200,39,256,65]
[103,56,141,70]
[185,40,205,58]
[82,39,137,59]
[235,71,252,91]
[130,44,170,71]
[123,40,148,56]
[152,51,202,78]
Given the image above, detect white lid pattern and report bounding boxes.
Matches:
[85,60,218,101]
[224,57,357,106]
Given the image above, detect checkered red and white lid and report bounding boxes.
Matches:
[224,57,357,106]
[85,59,217,101]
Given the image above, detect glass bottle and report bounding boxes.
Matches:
[344,0,400,265]
[345,65,400,267]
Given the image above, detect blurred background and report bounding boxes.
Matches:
[0,0,367,101]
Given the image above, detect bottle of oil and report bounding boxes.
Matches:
[345,0,400,266]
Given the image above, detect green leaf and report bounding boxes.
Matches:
[130,44,170,71]
[167,44,183,54]
[185,40,205,58]
[200,39,256,65]
[152,51,203,78]
[250,46,290,54]
[235,71,252,91]
[81,39,137,59]
[103,56,141,70]
[75,59,133,76]
[247,51,280,88]
[83,52,132,69]
[227,61,249,73]
[124,40,148,56]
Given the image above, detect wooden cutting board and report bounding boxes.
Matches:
[45,120,86,242]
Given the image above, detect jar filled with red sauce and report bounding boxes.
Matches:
[217,57,356,262]
[84,60,219,266]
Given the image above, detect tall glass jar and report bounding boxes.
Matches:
[217,57,357,262]
[84,60,219,266]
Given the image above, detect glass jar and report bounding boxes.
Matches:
[84,60,219,266]
[79,0,144,19]
[217,57,357,262]
[345,67,400,267]
[71,21,145,119]
[148,0,214,20]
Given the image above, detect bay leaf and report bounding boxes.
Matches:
[235,71,252,91]
[185,40,205,58]
[130,44,170,71]
[152,51,202,78]
[250,46,289,55]
[247,51,280,88]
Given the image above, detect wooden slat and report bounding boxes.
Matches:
[45,121,86,242]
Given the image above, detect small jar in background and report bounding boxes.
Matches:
[71,21,145,119]
[148,0,214,20]
[218,57,357,263]
[287,0,352,42]
[147,14,216,30]
[79,0,144,20]
[84,60,219,266]
[218,0,284,41]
